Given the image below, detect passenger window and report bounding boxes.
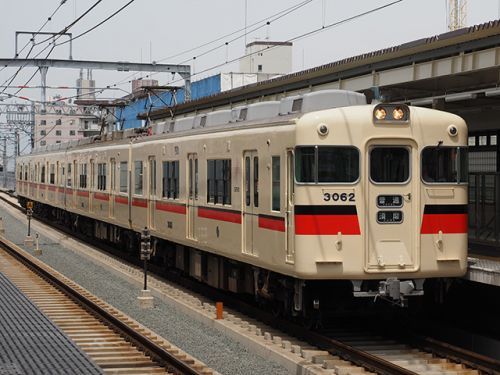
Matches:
[253,157,259,207]
[67,163,72,187]
[119,161,128,193]
[245,157,250,206]
[370,147,409,183]
[97,163,107,191]
[207,159,231,205]
[162,161,179,199]
[79,163,88,188]
[134,161,143,195]
[272,156,280,211]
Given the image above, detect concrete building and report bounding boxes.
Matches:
[239,41,293,74]
[76,69,96,101]
[34,100,100,149]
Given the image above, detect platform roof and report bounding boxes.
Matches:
[141,20,500,120]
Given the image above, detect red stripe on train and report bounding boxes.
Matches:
[420,213,467,234]
[115,196,128,205]
[258,216,285,232]
[295,214,360,235]
[132,198,148,208]
[198,207,241,224]
[94,192,109,201]
[156,201,186,214]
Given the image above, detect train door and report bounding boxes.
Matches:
[285,149,295,263]
[187,153,198,240]
[242,150,258,255]
[365,142,418,272]
[109,158,116,218]
[148,156,156,229]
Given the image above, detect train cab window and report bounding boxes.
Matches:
[207,159,231,205]
[421,146,468,184]
[162,161,179,199]
[134,161,143,195]
[370,147,409,183]
[295,147,316,183]
[67,163,72,187]
[272,156,280,211]
[119,162,128,193]
[296,146,359,183]
[318,147,359,183]
[97,163,107,191]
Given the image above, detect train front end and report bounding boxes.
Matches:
[292,104,468,304]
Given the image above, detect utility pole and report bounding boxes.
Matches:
[2,137,7,188]
[448,0,467,31]
[15,130,19,156]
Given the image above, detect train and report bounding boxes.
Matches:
[15,89,468,315]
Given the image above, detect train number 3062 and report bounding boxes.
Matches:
[323,192,355,202]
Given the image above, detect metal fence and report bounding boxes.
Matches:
[469,172,500,250]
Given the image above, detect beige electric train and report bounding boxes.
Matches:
[16,90,468,313]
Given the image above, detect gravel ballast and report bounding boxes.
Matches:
[0,202,290,375]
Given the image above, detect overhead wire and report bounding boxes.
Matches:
[0,0,104,96]
[161,0,406,89]
[0,0,67,75]
[8,0,405,112]
[55,0,137,46]
[2,0,136,101]
[112,0,315,87]
[19,0,406,109]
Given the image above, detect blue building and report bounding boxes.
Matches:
[118,73,274,129]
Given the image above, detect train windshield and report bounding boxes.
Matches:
[370,147,410,183]
[421,146,468,183]
[295,146,359,183]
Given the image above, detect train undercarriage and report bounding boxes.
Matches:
[21,198,434,321]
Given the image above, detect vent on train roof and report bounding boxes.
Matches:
[292,98,303,112]
[246,101,280,121]
[174,117,194,132]
[206,110,231,127]
[279,90,366,115]
[238,108,248,121]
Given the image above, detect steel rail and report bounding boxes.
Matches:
[2,190,498,374]
[416,335,500,374]
[0,234,205,375]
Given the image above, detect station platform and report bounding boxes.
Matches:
[0,270,102,374]
[464,256,500,287]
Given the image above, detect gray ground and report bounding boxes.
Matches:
[0,204,290,375]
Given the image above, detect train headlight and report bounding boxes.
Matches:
[393,107,405,120]
[373,104,409,123]
[374,108,387,120]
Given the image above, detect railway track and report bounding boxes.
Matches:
[0,233,211,375]
[0,191,498,375]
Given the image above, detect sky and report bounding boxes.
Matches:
[0,0,499,103]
